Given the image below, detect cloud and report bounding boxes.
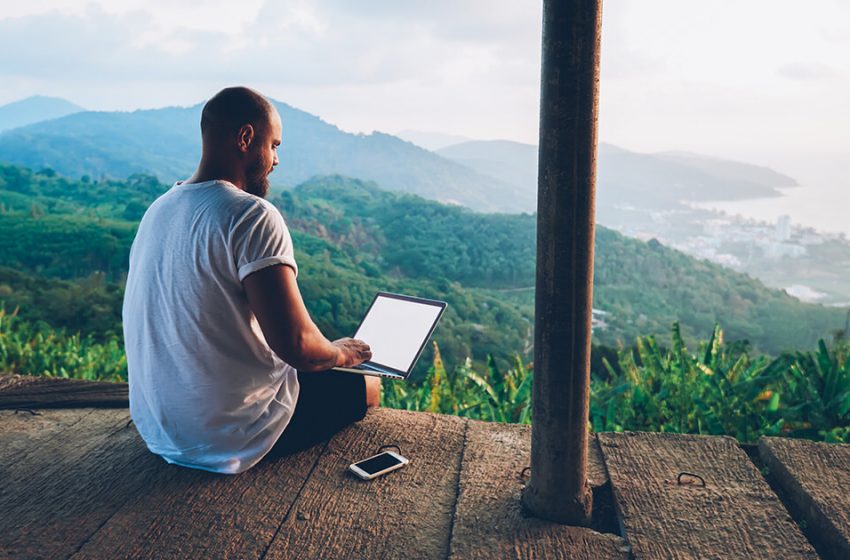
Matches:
[0,1,543,90]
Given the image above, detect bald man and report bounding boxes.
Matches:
[123,87,380,474]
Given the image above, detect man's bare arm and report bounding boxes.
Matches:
[242,264,371,371]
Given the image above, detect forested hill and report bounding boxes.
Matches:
[0,164,844,359]
[0,164,528,371]
[275,176,845,353]
[0,100,523,212]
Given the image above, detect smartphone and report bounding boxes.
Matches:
[349,451,409,480]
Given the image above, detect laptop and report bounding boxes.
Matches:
[332,292,447,379]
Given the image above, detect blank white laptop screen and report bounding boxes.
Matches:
[353,295,444,373]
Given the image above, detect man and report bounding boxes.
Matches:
[123,86,381,474]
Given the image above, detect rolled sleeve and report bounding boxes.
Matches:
[232,199,298,282]
[238,255,298,282]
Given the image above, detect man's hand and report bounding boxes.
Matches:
[333,338,372,368]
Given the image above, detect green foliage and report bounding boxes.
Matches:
[589,323,786,441]
[3,302,847,443]
[0,308,126,381]
[381,342,531,423]
[783,340,850,442]
[275,176,536,289]
[0,165,533,371]
[382,326,850,444]
[1,164,845,361]
[0,267,124,340]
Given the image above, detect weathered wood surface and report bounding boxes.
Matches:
[0,373,128,409]
[263,408,467,560]
[759,436,850,560]
[0,408,97,463]
[5,389,836,560]
[71,437,325,559]
[598,431,819,560]
[449,421,628,560]
[0,408,142,559]
[0,406,323,560]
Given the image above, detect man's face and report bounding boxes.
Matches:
[245,110,282,198]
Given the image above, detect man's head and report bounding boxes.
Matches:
[200,87,282,198]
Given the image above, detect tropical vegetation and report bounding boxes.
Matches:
[2,163,849,443]
[3,310,846,443]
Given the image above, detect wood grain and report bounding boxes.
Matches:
[449,420,628,560]
[598,431,818,560]
[0,408,98,466]
[263,408,467,560]
[71,438,326,560]
[759,436,850,560]
[0,373,128,409]
[0,408,142,559]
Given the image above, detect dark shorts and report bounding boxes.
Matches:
[264,369,367,459]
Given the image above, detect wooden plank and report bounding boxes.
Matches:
[0,408,141,559]
[0,408,98,465]
[759,436,850,560]
[0,373,128,409]
[71,438,327,559]
[598,431,818,560]
[449,421,629,560]
[263,408,467,560]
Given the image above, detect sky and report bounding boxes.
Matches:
[0,0,848,176]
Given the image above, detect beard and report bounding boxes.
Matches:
[245,159,270,198]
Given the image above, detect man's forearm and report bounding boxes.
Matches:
[279,328,340,372]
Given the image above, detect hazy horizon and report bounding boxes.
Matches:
[0,0,847,235]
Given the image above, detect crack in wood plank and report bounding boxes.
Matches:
[759,437,850,560]
[262,408,467,560]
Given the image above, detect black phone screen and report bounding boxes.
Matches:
[356,453,403,475]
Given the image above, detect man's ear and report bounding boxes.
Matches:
[237,124,255,153]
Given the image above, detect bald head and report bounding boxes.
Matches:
[191,87,282,198]
[201,87,275,141]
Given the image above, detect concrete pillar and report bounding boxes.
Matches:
[520,0,602,525]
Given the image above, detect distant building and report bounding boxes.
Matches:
[591,308,609,332]
[775,215,792,241]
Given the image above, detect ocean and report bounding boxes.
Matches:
[695,154,849,237]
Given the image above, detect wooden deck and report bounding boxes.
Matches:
[1,375,848,559]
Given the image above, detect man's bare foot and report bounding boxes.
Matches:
[365,375,382,408]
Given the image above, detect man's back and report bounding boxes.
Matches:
[123,179,300,474]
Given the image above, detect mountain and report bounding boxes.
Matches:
[437,140,538,200]
[396,130,471,151]
[0,163,845,357]
[0,101,523,213]
[0,96,84,132]
[653,151,798,189]
[0,98,798,217]
[436,140,796,216]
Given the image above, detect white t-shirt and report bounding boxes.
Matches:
[123,180,300,474]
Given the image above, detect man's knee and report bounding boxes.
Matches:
[365,375,381,408]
